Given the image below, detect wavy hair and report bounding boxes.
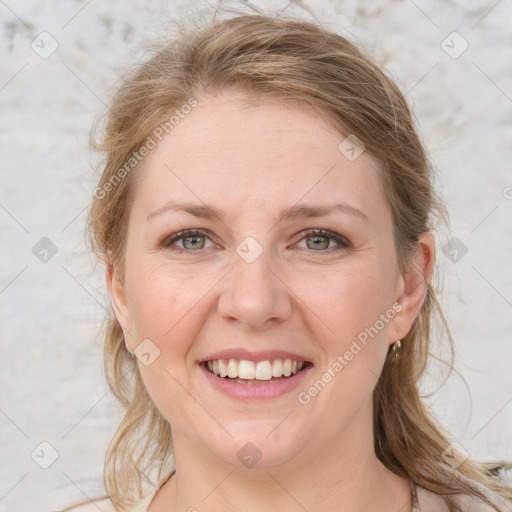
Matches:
[70,8,511,512]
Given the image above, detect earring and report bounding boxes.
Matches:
[392,340,402,360]
[122,330,135,357]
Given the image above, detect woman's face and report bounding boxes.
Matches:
[108,93,428,471]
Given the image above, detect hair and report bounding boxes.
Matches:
[76,8,511,512]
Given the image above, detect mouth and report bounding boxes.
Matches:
[199,356,313,400]
[202,358,311,385]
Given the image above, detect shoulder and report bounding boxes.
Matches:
[59,493,157,512]
[58,497,116,512]
[417,485,512,512]
[452,493,512,512]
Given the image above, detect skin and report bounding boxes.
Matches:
[107,92,434,512]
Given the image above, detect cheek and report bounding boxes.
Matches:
[296,259,396,395]
[127,258,191,332]
[125,262,211,425]
[297,259,396,347]
[125,259,219,364]
[292,263,394,424]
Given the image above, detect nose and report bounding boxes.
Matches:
[217,248,293,332]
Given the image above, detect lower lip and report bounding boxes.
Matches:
[199,363,312,401]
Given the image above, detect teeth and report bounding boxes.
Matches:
[227,359,238,378]
[283,359,292,377]
[272,359,283,377]
[205,358,306,381]
[255,361,272,380]
[238,360,255,379]
[219,359,228,377]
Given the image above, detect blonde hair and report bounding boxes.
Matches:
[80,10,511,512]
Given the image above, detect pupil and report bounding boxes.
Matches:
[307,236,328,250]
[184,236,204,249]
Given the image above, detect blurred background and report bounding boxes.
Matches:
[1,1,511,510]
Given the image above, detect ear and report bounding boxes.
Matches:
[388,232,435,343]
[105,255,133,342]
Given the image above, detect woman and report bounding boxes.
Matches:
[67,10,511,512]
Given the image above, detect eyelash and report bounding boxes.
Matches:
[160,228,351,253]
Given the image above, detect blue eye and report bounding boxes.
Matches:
[297,229,350,251]
[161,228,350,253]
[162,230,213,251]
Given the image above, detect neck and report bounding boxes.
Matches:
[151,411,411,512]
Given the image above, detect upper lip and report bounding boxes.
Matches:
[198,349,312,364]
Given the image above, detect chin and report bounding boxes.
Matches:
[204,420,311,471]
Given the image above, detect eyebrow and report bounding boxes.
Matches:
[147,200,368,222]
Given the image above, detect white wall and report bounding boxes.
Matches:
[1,1,511,510]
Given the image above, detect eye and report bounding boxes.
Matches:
[295,229,350,252]
[160,228,350,253]
[161,230,215,251]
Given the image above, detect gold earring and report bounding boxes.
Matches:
[392,340,401,360]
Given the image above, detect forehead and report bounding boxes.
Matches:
[130,93,389,224]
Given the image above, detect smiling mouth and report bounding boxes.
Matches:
[202,358,311,385]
